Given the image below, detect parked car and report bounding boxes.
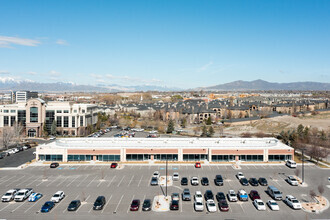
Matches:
[194,201,204,212]
[50,162,59,168]
[258,177,268,186]
[172,173,179,181]
[267,200,280,211]
[2,189,19,202]
[240,178,249,186]
[142,199,151,211]
[216,192,226,202]
[227,190,238,202]
[249,190,261,201]
[130,199,140,211]
[287,176,299,186]
[237,189,248,201]
[214,175,224,186]
[191,177,199,186]
[67,200,81,211]
[41,201,55,213]
[267,186,282,200]
[170,200,179,210]
[284,195,302,209]
[171,193,180,201]
[204,190,214,201]
[93,196,106,210]
[201,177,209,186]
[181,177,188,185]
[286,160,297,168]
[236,172,245,180]
[182,188,191,201]
[150,177,158,186]
[219,201,229,212]
[110,163,118,168]
[195,162,201,168]
[206,199,217,212]
[253,199,266,211]
[28,193,43,202]
[14,188,33,202]
[153,171,160,179]
[51,191,65,203]
[249,178,259,186]
[194,191,203,203]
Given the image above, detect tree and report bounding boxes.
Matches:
[2,127,14,150]
[303,126,309,141]
[166,119,175,134]
[201,125,208,137]
[13,122,24,146]
[297,124,304,138]
[206,117,212,125]
[309,190,316,202]
[181,118,187,128]
[208,126,214,137]
[51,120,57,136]
[318,184,324,196]
[43,123,48,137]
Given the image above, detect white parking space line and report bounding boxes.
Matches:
[117,176,125,187]
[128,175,135,186]
[86,175,97,187]
[139,165,142,170]
[208,165,211,170]
[127,195,135,213]
[138,175,143,187]
[24,197,44,213]
[17,175,35,185]
[0,203,11,212]
[97,175,107,187]
[224,166,228,170]
[66,175,79,187]
[63,195,79,213]
[130,166,133,169]
[56,176,70,187]
[139,195,146,213]
[240,203,246,213]
[216,166,220,170]
[77,175,89,187]
[114,195,124,213]
[107,175,116,187]
[83,166,88,170]
[11,201,27,213]
[101,195,112,213]
[148,165,151,170]
[0,175,8,181]
[0,175,17,185]
[46,175,61,187]
[27,176,42,186]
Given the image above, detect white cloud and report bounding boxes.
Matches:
[49,70,61,77]
[0,70,10,75]
[27,71,37,75]
[0,36,41,48]
[90,73,103,79]
[96,79,106,83]
[56,39,69,46]
[197,61,213,72]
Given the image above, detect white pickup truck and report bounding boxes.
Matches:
[2,189,19,202]
[236,172,245,180]
[14,188,33,202]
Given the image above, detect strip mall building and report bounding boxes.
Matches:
[36,138,294,163]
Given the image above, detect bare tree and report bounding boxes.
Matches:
[309,190,316,202]
[318,184,324,196]
[2,127,14,150]
[13,122,24,147]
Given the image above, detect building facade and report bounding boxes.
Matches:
[11,91,38,103]
[0,98,100,137]
[36,137,294,163]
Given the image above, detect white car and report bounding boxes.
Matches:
[267,200,280,211]
[236,172,245,180]
[194,201,204,212]
[7,149,15,155]
[191,177,199,186]
[173,173,179,181]
[287,176,299,186]
[2,189,19,202]
[14,188,33,202]
[49,136,56,140]
[13,148,19,153]
[206,199,217,212]
[51,191,65,203]
[153,171,160,179]
[22,146,28,150]
[253,199,266,211]
[194,191,203,203]
[285,195,302,210]
[227,190,238,202]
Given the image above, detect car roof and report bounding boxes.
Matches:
[255,199,263,202]
[195,191,202,194]
[54,191,63,194]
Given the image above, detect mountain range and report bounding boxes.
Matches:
[0,77,329,92]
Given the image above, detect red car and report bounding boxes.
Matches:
[110,163,118,168]
[130,199,140,211]
[249,190,260,201]
[219,201,229,212]
[195,162,201,168]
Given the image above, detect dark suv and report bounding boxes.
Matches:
[214,175,224,186]
[50,162,59,168]
[93,196,106,210]
[201,177,209,186]
[181,177,188,185]
[204,190,214,201]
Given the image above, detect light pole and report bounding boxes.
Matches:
[165,156,168,197]
[302,148,305,184]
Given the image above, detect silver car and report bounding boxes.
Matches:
[150,177,158,186]
[182,189,191,201]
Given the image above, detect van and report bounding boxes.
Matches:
[286,160,297,168]
[267,186,282,200]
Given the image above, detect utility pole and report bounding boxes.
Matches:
[302,148,305,184]
[165,156,168,197]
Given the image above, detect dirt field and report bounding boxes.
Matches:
[224,112,330,136]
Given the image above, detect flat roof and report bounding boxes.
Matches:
[40,137,292,150]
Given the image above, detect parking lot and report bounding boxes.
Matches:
[0,163,329,220]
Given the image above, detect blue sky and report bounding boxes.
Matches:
[0,0,329,89]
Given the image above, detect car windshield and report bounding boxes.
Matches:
[271,202,277,206]
[209,202,215,206]
[143,201,150,206]
[196,194,202,198]
[184,192,189,195]
[45,202,52,206]
[53,194,60,197]
[4,193,12,196]
[274,191,280,195]
[132,201,139,205]
[196,202,203,205]
[292,199,299,203]
[230,193,236,196]
[221,202,228,207]
[257,202,264,205]
[71,201,78,205]
[17,192,24,195]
